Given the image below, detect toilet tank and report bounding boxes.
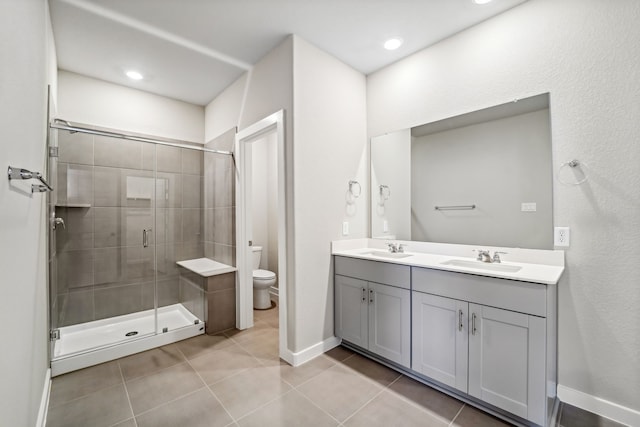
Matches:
[252,246,262,270]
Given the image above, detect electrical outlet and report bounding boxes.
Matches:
[554,226,570,247]
[342,221,349,236]
[521,202,537,212]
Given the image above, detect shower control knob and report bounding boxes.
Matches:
[53,217,65,230]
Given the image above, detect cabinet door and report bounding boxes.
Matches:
[468,304,546,425]
[412,292,468,392]
[368,282,411,367]
[335,275,368,348]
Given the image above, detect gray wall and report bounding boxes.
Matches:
[367,0,640,414]
[58,70,205,143]
[0,0,49,425]
[54,130,204,326]
[411,109,552,249]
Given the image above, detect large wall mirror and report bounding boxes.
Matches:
[370,93,553,249]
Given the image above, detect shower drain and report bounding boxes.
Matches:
[125,331,138,337]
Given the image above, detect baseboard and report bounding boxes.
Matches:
[269,287,279,305]
[289,336,341,367]
[557,385,639,426]
[36,368,51,427]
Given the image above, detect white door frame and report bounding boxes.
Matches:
[235,110,291,363]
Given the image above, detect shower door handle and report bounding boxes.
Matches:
[143,229,152,247]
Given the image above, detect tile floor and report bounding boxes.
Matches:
[46,303,626,427]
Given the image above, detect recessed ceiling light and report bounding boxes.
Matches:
[473,0,493,4]
[384,37,403,50]
[125,70,143,80]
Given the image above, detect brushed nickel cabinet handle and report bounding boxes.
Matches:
[472,313,477,335]
[459,309,464,332]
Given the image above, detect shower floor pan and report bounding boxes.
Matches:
[51,303,204,376]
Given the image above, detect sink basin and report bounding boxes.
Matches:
[441,259,522,273]
[359,250,413,259]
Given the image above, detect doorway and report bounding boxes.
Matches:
[235,110,290,364]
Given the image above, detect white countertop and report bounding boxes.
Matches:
[176,258,237,277]
[332,239,564,285]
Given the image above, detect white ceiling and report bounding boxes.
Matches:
[49,0,527,106]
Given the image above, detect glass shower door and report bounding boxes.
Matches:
[48,124,206,373]
[50,128,159,358]
[154,144,205,333]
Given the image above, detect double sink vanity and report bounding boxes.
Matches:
[332,239,564,427]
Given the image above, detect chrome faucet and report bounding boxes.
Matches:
[475,249,492,262]
[387,243,407,253]
[475,249,508,263]
[492,251,507,263]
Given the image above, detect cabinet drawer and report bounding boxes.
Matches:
[335,256,410,289]
[412,267,546,317]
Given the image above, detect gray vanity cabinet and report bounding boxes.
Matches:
[334,275,368,348]
[468,303,546,423]
[412,292,469,392]
[334,256,411,367]
[412,267,551,426]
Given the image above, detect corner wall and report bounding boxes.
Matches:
[367,0,640,419]
[205,36,295,346]
[292,36,367,352]
[0,0,50,425]
[205,35,367,353]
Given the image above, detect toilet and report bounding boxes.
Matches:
[252,246,276,309]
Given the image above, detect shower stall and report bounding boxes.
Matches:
[47,120,234,376]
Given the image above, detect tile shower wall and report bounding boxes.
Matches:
[204,128,236,265]
[54,130,204,327]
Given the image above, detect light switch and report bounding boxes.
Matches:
[342,221,349,236]
[521,202,537,212]
[383,220,389,233]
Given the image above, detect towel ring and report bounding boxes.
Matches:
[348,180,361,198]
[557,159,588,185]
[379,185,390,199]
[378,185,390,206]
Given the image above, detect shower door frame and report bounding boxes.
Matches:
[47,120,224,376]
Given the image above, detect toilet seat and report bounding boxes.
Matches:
[253,269,275,280]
